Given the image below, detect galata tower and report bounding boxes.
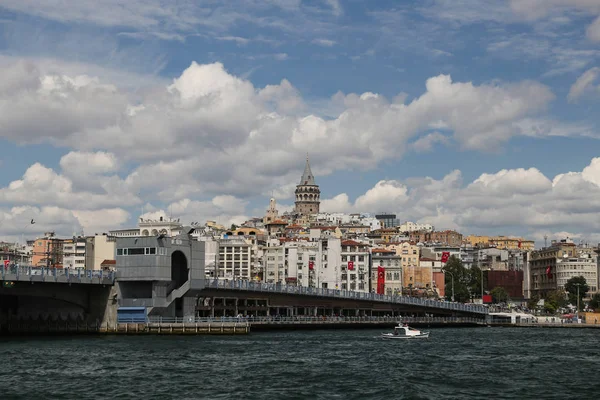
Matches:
[294,155,320,215]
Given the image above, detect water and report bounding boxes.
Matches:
[1,327,598,399]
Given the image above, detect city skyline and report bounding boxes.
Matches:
[0,1,600,243]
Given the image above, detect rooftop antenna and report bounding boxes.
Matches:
[544,234,548,248]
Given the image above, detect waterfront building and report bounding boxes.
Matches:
[84,234,116,271]
[419,257,445,297]
[555,252,598,295]
[371,248,402,295]
[398,221,434,233]
[486,270,525,300]
[139,217,184,237]
[529,239,578,298]
[62,237,87,269]
[340,240,370,292]
[294,156,320,215]
[218,237,255,281]
[473,248,509,271]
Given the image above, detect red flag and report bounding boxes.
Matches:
[3,259,9,268]
[309,261,314,270]
[518,240,522,249]
[441,252,450,263]
[348,261,354,271]
[377,266,385,295]
[546,266,552,279]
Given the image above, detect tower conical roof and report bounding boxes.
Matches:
[300,155,315,185]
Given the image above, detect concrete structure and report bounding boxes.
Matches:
[116,227,205,318]
[85,234,116,271]
[294,156,320,215]
[63,237,87,269]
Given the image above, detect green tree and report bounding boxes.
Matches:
[490,287,509,303]
[467,265,487,300]
[545,289,567,314]
[527,295,540,310]
[588,293,600,310]
[443,256,471,303]
[564,276,589,311]
[230,224,238,230]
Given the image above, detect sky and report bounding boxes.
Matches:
[1,0,600,246]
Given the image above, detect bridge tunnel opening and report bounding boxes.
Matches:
[171,250,189,290]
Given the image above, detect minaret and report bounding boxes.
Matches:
[294,154,320,215]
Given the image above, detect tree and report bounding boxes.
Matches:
[527,295,540,310]
[467,265,487,299]
[545,289,567,314]
[564,276,589,311]
[490,287,509,303]
[230,224,238,230]
[588,293,600,310]
[443,256,471,303]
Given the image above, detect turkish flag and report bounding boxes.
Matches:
[348,261,354,270]
[309,261,314,270]
[546,266,553,279]
[518,240,522,248]
[377,266,385,294]
[3,259,9,268]
[441,252,450,263]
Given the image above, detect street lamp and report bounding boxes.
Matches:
[574,283,582,317]
[480,268,484,301]
[444,269,455,302]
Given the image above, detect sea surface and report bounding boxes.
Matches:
[1,327,598,399]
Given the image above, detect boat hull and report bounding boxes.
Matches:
[381,332,430,339]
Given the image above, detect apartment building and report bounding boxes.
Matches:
[340,240,369,292]
[63,237,87,269]
[371,248,402,295]
[529,239,578,298]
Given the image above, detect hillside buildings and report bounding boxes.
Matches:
[12,156,600,306]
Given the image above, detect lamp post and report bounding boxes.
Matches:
[575,283,581,318]
[444,269,455,302]
[480,268,484,301]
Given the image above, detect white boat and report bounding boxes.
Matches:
[381,324,430,339]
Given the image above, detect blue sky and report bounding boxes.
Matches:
[1,0,600,244]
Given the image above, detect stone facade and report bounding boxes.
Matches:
[294,156,320,215]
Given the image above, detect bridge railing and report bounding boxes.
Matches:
[1,265,115,282]
[205,279,488,315]
[117,315,485,324]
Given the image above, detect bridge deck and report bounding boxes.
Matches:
[205,280,488,315]
[1,266,115,285]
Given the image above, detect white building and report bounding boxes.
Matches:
[399,221,434,233]
[340,240,370,292]
[218,237,255,281]
[556,253,598,294]
[63,237,86,269]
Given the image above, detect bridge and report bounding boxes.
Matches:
[1,266,117,334]
[1,262,488,335]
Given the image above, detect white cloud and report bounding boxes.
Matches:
[312,38,337,47]
[411,132,451,152]
[320,157,600,241]
[588,15,600,41]
[568,67,600,102]
[325,0,343,17]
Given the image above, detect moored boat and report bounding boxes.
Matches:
[381,323,430,339]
